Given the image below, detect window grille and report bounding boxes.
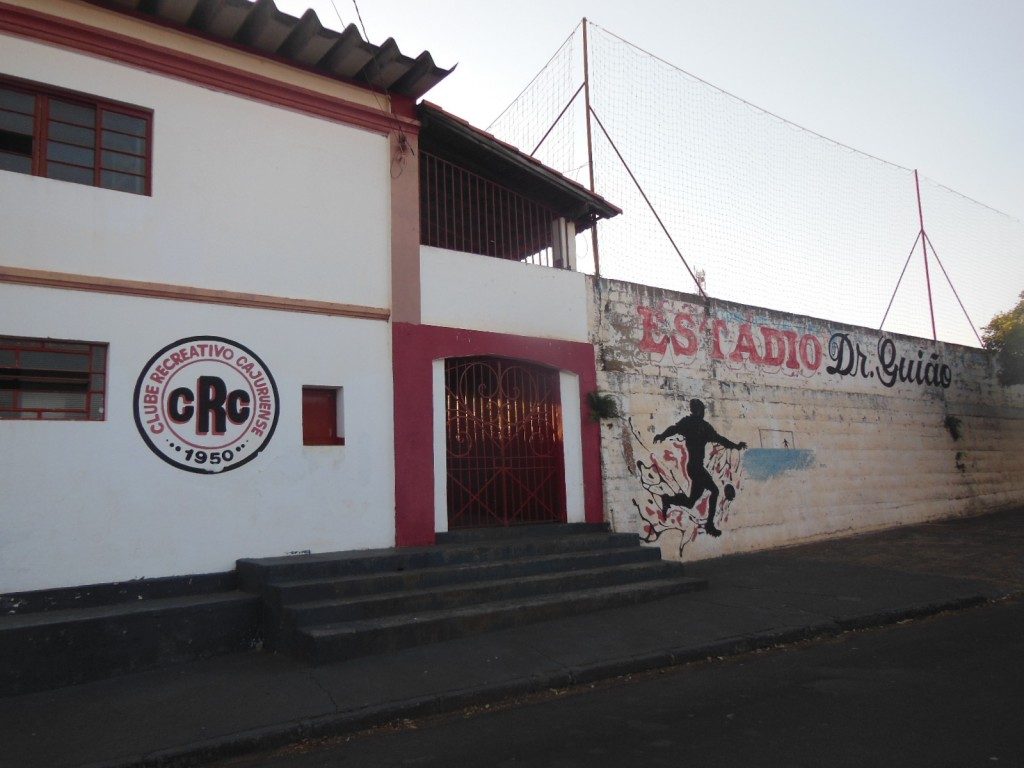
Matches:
[0,336,107,421]
[420,151,563,268]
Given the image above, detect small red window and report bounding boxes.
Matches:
[302,386,344,445]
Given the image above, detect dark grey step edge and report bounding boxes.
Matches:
[269,546,663,606]
[0,592,259,697]
[0,571,237,616]
[286,561,686,626]
[0,591,254,630]
[295,577,707,664]
[238,533,642,590]
[436,522,609,544]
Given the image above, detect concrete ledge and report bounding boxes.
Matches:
[0,592,259,696]
[1,572,237,615]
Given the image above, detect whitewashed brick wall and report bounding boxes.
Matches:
[590,278,1024,561]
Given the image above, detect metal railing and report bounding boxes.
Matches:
[420,151,563,268]
[445,356,566,528]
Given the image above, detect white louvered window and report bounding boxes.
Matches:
[0,337,107,421]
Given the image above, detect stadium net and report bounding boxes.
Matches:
[487,21,1023,348]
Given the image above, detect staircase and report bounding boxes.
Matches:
[237,524,706,664]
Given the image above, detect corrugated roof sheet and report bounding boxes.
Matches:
[87,0,453,100]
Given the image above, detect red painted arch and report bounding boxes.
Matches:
[393,322,604,546]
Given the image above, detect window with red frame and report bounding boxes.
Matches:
[302,387,344,445]
[0,336,107,421]
[0,75,151,195]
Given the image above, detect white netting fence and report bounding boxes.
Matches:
[488,21,1024,347]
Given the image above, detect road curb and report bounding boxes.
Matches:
[834,595,989,631]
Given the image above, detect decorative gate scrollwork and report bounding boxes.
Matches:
[445,357,567,528]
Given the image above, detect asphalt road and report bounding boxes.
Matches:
[213,597,1024,768]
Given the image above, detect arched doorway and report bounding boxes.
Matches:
[445,356,566,528]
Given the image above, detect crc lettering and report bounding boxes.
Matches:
[167,376,252,435]
[167,387,195,423]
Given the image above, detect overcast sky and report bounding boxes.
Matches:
[277,0,1024,221]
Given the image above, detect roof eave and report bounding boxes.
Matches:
[419,102,621,224]
[83,0,454,100]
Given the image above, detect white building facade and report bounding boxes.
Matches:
[0,1,619,596]
[0,0,435,593]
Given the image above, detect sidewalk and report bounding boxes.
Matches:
[4,508,1022,768]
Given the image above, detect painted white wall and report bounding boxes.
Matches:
[0,285,396,593]
[432,358,448,535]
[560,371,585,524]
[420,246,589,342]
[5,0,384,113]
[0,33,390,309]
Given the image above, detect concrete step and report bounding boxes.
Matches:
[0,591,259,696]
[435,522,609,543]
[285,561,686,627]
[294,577,707,664]
[266,546,662,607]
[238,532,642,591]
[0,571,237,615]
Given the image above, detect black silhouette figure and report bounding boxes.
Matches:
[654,398,746,537]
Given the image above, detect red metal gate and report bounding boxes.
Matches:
[445,357,566,528]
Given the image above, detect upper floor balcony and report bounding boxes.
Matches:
[417,104,619,272]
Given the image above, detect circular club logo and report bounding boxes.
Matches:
[133,336,279,474]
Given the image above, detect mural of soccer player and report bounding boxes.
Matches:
[654,398,747,536]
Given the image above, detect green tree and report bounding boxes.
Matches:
[982,291,1024,386]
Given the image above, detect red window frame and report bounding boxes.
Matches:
[302,387,344,446]
[0,336,108,421]
[0,74,153,196]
